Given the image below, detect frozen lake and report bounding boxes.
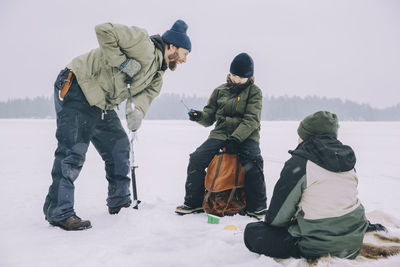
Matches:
[0,119,399,266]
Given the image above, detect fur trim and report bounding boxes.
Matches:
[274,211,400,266]
[360,243,400,259]
[226,74,254,84]
[360,232,400,259]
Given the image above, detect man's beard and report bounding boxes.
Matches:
[167,51,179,71]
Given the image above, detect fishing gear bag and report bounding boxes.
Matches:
[203,150,246,216]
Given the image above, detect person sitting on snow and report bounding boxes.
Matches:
[175,53,267,220]
[43,20,191,231]
[244,111,369,259]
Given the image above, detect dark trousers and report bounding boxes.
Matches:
[43,69,131,222]
[244,222,300,259]
[184,138,267,211]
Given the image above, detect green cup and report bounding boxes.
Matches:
[207,214,220,224]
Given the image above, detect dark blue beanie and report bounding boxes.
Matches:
[162,20,191,52]
[230,53,254,78]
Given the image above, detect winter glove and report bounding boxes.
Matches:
[126,105,144,132]
[119,58,141,79]
[188,109,202,121]
[366,220,388,233]
[225,137,240,154]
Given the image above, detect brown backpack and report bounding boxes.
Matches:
[203,150,246,217]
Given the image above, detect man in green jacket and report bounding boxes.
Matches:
[175,53,267,219]
[244,111,368,259]
[43,20,191,230]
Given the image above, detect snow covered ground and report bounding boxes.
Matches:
[0,119,399,267]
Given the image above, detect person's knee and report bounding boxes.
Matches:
[241,154,263,173]
[189,151,210,170]
[245,165,266,192]
[61,143,89,181]
[244,223,257,245]
[244,222,266,253]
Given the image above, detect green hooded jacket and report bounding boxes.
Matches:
[67,23,165,114]
[265,135,368,259]
[196,81,262,143]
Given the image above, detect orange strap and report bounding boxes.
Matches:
[204,153,224,205]
[222,156,241,216]
[60,71,74,99]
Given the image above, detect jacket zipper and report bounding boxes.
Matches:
[235,96,241,110]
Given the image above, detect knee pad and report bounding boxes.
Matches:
[61,143,88,181]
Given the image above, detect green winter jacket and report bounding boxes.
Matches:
[265,135,368,259]
[197,81,262,143]
[67,23,165,114]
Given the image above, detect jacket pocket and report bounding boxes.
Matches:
[53,69,70,113]
[54,68,69,91]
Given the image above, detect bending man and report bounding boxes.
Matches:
[44,20,191,230]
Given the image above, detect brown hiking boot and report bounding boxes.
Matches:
[108,201,131,214]
[49,214,92,231]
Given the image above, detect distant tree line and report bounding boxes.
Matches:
[1,94,399,121]
[0,97,55,119]
[145,94,400,121]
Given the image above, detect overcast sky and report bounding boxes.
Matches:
[1,0,399,108]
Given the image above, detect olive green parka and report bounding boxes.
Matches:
[197,81,262,143]
[67,23,165,114]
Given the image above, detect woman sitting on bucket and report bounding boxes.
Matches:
[175,53,267,220]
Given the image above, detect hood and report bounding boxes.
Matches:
[290,135,356,172]
[150,34,167,71]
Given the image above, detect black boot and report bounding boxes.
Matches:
[175,204,204,215]
[108,202,131,214]
[246,208,267,221]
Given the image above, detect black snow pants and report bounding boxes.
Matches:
[184,138,267,212]
[244,222,300,259]
[43,69,131,222]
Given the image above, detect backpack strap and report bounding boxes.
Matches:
[221,154,241,216]
[204,152,224,206]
